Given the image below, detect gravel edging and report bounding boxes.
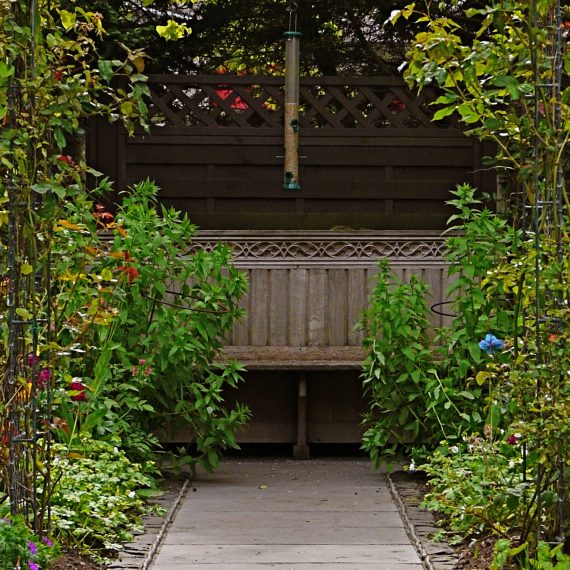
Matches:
[388,472,461,570]
[106,478,190,570]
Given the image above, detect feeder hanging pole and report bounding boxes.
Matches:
[283,22,301,190]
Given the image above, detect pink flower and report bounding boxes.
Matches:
[42,536,54,547]
[29,562,39,570]
[507,434,519,445]
[138,359,147,366]
[131,365,139,377]
[69,380,86,402]
[28,541,38,555]
[27,353,40,367]
[144,367,152,377]
[38,368,51,389]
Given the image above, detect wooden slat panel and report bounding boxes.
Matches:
[269,269,289,345]
[250,270,269,346]
[307,269,327,346]
[289,269,308,346]
[422,267,444,332]
[327,269,348,346]
[231,269,251,345]
[348,269,367,345]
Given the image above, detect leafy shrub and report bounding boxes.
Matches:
[50,179,250,471]
[360,260,434,466]
[419,435,530,541]
[0,516,59,570]
[361,185,516,466]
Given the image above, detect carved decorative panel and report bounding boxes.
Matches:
[191,231,447,268]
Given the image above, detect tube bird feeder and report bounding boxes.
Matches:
[283,30,301,190]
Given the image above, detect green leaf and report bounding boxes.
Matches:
[459,390,475,400]
[16,308,32,319]
[156,20,191,41]
[98,60,114,82]
[0,62,15,79]
[59,9,76,31]
[492,75,520,100]
[54,127,66,150]
[20,263,33,275]
[101,268,113,281]
[433,105,456,121]
[31,182,53,194]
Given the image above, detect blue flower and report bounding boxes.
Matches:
[479,334,504,355]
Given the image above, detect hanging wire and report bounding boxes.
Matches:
[287,0,298,32]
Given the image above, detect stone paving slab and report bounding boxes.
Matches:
[150,458,423,569]
[154,544,422,564]
[163,525,410,545]
[153,565,423,570]
[165,511,405,528]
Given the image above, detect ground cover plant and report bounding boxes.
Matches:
[363,0,569,566]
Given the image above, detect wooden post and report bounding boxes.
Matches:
[293,372,310,459]
[283,31,301,190]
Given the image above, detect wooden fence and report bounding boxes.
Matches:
[88,74,495,231]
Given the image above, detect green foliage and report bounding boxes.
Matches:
[360,260,434,466]
[492,539,570,569]
[362,184,516,467]
[420,435,531,541]
[49,437,155,561]
[379,1,569,551]
[0,515,59,570]
[401,0,570,221]
[50,180,250,472]
[435,184,515,436]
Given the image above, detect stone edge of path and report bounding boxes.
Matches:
[106,477,190,570]
[387,472,462,570]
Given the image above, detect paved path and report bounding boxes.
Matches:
[150,458,423,569]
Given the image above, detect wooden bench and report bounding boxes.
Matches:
[219,346,364,459]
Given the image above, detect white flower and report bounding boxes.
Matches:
[128,491,136,498]
[450,445,460,454]
[409,461,416,472]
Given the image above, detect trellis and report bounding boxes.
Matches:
[2,0,53,532]
[523,0,567,544]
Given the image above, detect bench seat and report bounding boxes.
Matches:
[219,346,365,370]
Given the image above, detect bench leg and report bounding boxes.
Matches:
[293,373,310,460]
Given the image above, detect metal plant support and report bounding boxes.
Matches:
[3,0,53,532]
[528,0,566,544]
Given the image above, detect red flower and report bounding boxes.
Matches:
[56,155,74,166]
[389,98,406,114]
[118,265,139,284]
[53,70,63,81]
[69,380,86,402]
[548,333,557,342]
[506,434,518,445]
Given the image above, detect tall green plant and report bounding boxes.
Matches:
[50,180,250,472]
[360,261,435,467]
